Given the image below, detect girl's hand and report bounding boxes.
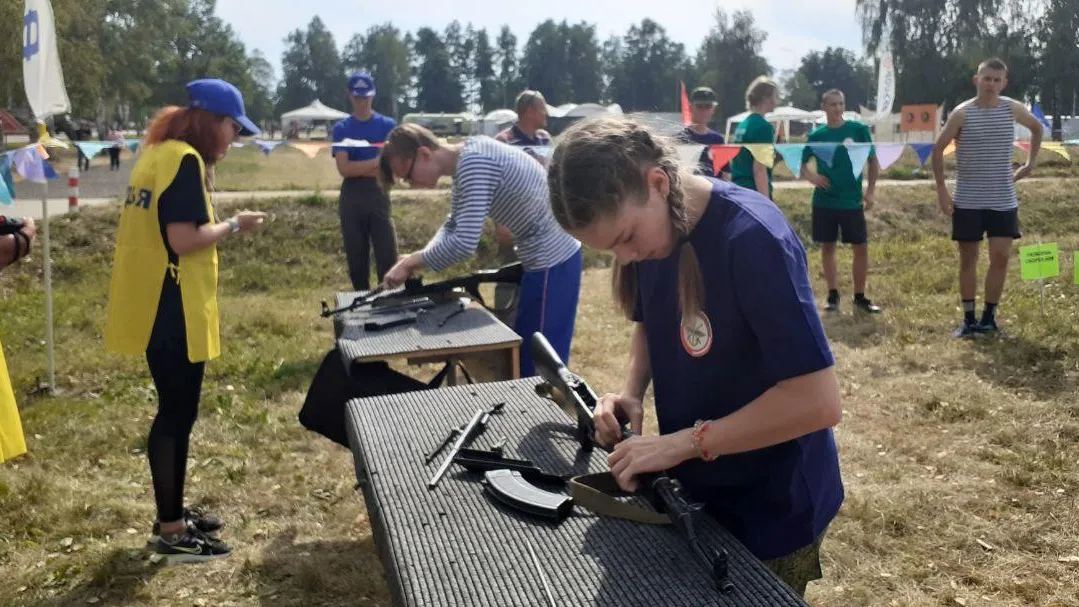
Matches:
[594,392,643,448]
[607,429,697,492]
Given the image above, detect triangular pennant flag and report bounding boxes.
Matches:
[12,146,48,184]
[676,144,707,169]
[710,145,741,173]
[874,143,906,170]
[942,140,956,157]
[744,144,775,169]
[774,144,807,178]
[253,139,285,156]
[336,138,383,148]
[0,155,15,201]
[125,139,140,153]
[0,170,11,205]
[43,160,58,180]
[290,142,327,159]
[74,141,113,158]
[806,143,838,168]
[1042,142,1072,162]
[845,143,872,179]
[909,143,934,165]
[1014,141,1031,153]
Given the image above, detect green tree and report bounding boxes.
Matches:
[495,26,521,107]
[607,19,690,112]
[474,29,498,113]
[521,20,572,104]
[794,47,873,109]
[566,22,603,103]
[1037,0,1079,137]
[343,24,412,118]
[695,9,772,120]
[413,27,463,112]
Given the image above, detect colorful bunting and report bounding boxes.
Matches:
[253,139,285,156]
[909,143,934,165]
[874,143,907,170]
[0,156,14,203]
[11,146,49,184]
[0,172,11,205]
[73,141,114,158]
[289,142,328,159]
[806,143,837,168]
[1042,142,1072,161]
[774,144,807,178]
[709,145,741,174]
[846,143,873,179]
[942,140,956,156]
[744,144,775,169]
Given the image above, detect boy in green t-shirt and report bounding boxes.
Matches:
[730,76,779,199]
[801,89,882,314]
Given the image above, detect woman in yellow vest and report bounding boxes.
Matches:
[1,215,36,465]
[104,78,266,564]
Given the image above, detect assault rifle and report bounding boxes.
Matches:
[531,332,734,593]
[320,262,524,318]
[0,216,26,236]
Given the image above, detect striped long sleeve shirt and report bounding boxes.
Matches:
[421,136,580,272]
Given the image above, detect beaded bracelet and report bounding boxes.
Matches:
[691,419,717,462]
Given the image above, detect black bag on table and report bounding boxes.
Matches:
[299,348,460,448]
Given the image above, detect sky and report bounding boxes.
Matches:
[215,0,866,83]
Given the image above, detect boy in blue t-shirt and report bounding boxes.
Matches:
[332,72,399,291]
[675,86,728,178]
[548,116,844,597]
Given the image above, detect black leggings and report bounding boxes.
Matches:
[145,346,205,523]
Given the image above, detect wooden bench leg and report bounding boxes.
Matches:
[510,346,520,379]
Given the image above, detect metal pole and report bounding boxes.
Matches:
[41,178,55,393]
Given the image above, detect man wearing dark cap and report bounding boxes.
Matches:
[331,72,399,291]
[677,86,728,178]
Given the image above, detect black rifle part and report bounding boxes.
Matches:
[530,332,734,593]
[484,469,573,523]
[453,448,568,486]
[424,424,465,465]
[427,402,505,489]
[363,311,419,331]
[320,262,524,318]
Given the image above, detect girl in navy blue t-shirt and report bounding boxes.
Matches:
[547,115,845,596]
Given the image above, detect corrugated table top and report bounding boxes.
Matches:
[344,377,808,607]
[332,291,521,363]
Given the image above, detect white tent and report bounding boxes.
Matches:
[476,109,517,136]
[548,103,623,118]
[810,110,865,124]
[724,106,816,141]
[280,99,349,125]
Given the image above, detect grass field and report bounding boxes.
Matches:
[1,180,1078,606]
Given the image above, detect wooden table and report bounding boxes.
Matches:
[343,377,810,607]
[332,291,522,385]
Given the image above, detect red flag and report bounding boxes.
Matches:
[680,82,691,126]
[711,145,741,174]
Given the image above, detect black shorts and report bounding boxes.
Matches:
[951,208,1021,242]
[812,207,867,245]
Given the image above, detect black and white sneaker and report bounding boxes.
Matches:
[953,321,981,338]
[153,530,232,564]
[148,507,224,546]
[854,296,882,314]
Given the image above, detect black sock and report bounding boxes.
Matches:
[827,289,839,303]
[854,292,867,302]
[981,303,997,325]
[963,299,976,325]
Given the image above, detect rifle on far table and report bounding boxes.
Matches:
[320,262,524,318]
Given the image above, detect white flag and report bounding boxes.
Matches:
[22,0,70,120]
[874,49,896,122]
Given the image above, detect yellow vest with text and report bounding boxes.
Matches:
[104,140,220,362]
[0,336,27,463]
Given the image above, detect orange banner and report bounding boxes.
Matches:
[710,145,741,173]
[900,104,937,132]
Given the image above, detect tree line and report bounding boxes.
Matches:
[1,0,1076,133]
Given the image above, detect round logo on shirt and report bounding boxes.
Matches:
[680,312,713,358]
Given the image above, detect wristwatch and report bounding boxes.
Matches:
[227,218,240,234]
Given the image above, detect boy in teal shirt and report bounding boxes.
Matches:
[801,89,882,314]
[730,76,779,199]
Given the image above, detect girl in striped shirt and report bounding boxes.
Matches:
[377,124,582,376]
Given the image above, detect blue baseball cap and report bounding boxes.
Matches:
[186,78,261,136]
[349,72,376,98]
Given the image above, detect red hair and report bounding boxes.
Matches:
[143,106,229,165]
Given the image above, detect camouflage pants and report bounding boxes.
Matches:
[762,535,825,597]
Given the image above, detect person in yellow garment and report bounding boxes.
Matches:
[0,215,37,464]
[104,78,266,564]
